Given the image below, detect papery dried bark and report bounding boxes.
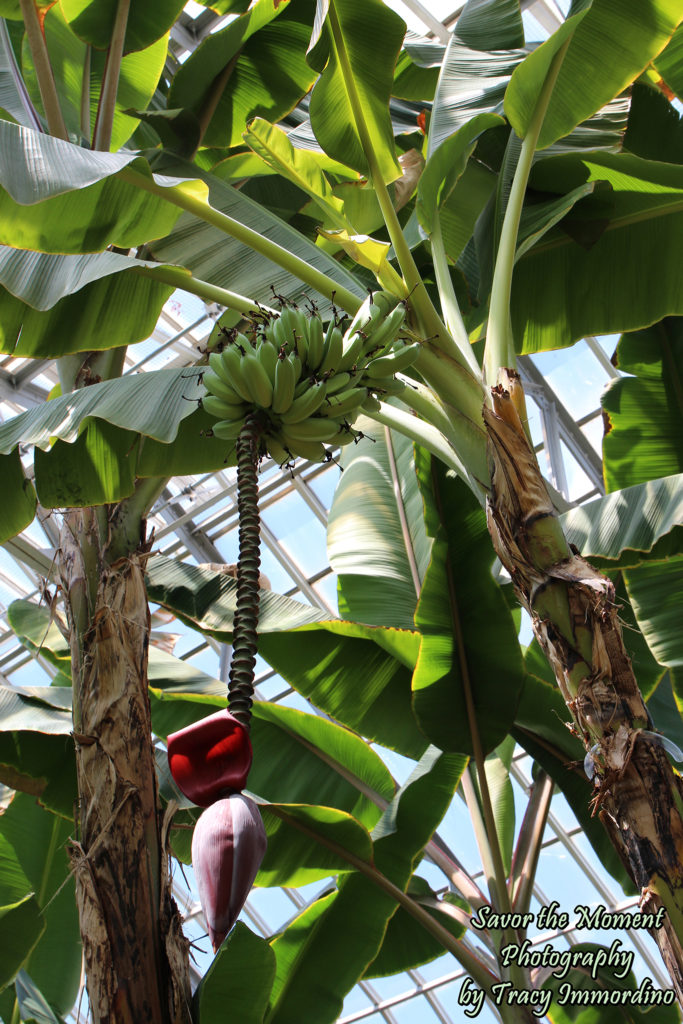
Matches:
[483,372,683,1001]
[60,508,191,1024]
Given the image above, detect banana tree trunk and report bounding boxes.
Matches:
[484,371,683,1001]
[59,507,191,1024]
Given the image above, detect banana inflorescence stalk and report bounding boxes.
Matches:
[228,410,264,728]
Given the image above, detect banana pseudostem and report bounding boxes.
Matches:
[228,411,263,729]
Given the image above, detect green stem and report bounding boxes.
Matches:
[107,475,168,562]
[326,2,471,369]
[38,813,62,905]
[80,45,91,140]
[483,39,571,385]
[92,0,130,151]
[362,401,467,477]
[19,0,68,140]
[412,345,489,489]
[509,771,555,913]
[397,379,461,455]
[414,344,484,426]
[395,379,483,491]
[430,215,480,375]
[10,999,19,1024]
[134,264,275,320]
[118,167,362,314]
[461,767,500,911]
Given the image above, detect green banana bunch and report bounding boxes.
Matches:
[202,295,419,467]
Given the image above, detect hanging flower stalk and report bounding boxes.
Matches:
[168,412,267,952]
[168,299,414,950]
[227,410,264,728]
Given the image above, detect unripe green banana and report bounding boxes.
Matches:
[272,355,298,414]
[324,371,352,395]
[280,380,327,423]
[241,350,274,408]
[306,315,325,371]
[344,293,383,338]
[278,306,299,347]
[364,342,421,379]
[208,352,241,392]
[294,375,314,399]
[203,369,245,406]
[265,434,293,466]
[261,319,280,347]
[272,314,290,352]
[366,376,407,396]
[281,438,328,463]
[319,387,367,418]
[257,341,278,384]
[202,394,247,421]
[335,428,361,446]
[362,305,407,357]
[368,290,402,320]
[319,324,344,373]
[232,331,252,353]
[282,418,341,442]
[362,394,382,412]
[219,346,252,403]
[338,330,366,373]
[293,313,309,363]
[289,353,302,382]
[212,418,245,440]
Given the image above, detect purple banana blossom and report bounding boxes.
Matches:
[192,793,267,952]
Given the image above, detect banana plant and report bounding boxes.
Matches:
[0,0,682,1021]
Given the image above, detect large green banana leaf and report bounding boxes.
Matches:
[455,0,524,52]
[0,19,39,127]
[170,0,317,151]
[306,0,404,183]
[505,0,682,150]
[362,874,465,979]
[0,365,204,454]
[0,120,202,252]
[412,450,524,755]
[0,794,80,1016]
[0,247,173,357]
[511,154,683,352]
[59,0,184,52]
[625,559,683,708]
[602,320,683,491]
[193,924,275,1024]
[327,428,431,630]
[0,831,44,993]
[600,322,683,707]
[263,747,465,1024]
[0,367,247,513]
[560,475,683,569]
[654,22,683,99]
[0,450,36,545]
